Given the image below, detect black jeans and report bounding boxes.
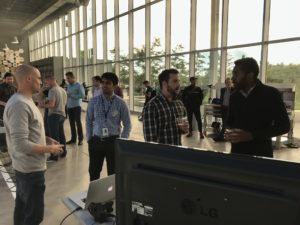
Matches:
[48,113,66,155]
[187,107,203,132]
[14,170,45,225]
[67,106,83,142]
[88,136,117,181]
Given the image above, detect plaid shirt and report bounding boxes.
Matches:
[143,93,187,145]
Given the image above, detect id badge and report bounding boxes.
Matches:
[102,128,109,137]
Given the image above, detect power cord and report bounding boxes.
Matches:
[59,207,81,225]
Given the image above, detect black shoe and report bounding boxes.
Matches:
[186,132,193,137]
[60,151,67,158]
[200,132,205,139]
[78,140,83,146]
[47,155,58,162]
[213,136,225,142]
[66,140,76,145]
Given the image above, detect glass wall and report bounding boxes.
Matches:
[29,0,300,111]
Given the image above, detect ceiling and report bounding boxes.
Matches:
[0,0,60,47]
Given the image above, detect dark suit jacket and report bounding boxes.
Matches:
[227,81,290,157]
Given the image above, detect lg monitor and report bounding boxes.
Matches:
[115,139,300,225]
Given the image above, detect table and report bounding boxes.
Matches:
[203,104,222,135]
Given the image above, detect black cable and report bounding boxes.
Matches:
[59,207,81,225]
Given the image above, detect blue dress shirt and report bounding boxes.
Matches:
[86,93,132,141]
[67,82,85,108]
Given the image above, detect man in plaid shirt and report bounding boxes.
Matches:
[143,69,189,145]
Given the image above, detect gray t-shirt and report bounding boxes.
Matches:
[4,93,46,173]
[48,85,67,117]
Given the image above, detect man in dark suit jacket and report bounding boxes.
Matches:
[225,57,290,158]
[182,77,204,139]
[213,77,234,141]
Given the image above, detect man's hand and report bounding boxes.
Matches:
[48,144,64,155]
[176,117,189,134]
[224,129,253,143]
[46,136,60,145]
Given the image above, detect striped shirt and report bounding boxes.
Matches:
[143,93,187,146]
[86,93,131,141]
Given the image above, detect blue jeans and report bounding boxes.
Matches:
[14,170,45,225]
[48,113,66,155]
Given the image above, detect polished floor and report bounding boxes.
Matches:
[1,112,300,225]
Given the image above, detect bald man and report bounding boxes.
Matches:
[4,65,64,225]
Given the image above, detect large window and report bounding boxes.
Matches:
[171,0,190,53]
[134,9,145,57]
[79,32,84,65]
[196,0,211,50]
[134,0,144,8]
[134,59,145,112]
[119,16,129,58]
[72,35,77,65]
[267,41,300,109]
[65,37,70,67]
[87,29,93,64]
[79,6,84,30]
[59,18,63,39]
[119,0,128,14]
[107,0,114,19]
[29,0,300,111]
[269,0,300,40]
[96,0,102,23]
[119,61,130,106]
[171,54,189,87]
[96,26,103,61]
[65,15,69,36]
[71,10,76,33]
[87,1,93,27]
[107,21,115,61]
[151,57,165,87]
[227,0,263,46]
[151,1,165,55]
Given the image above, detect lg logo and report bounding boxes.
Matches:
[181,198,219,219]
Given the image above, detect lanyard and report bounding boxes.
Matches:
[101,95,114,122]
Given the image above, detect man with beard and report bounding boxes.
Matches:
[4,65,63,225]
[225,57,290,157]
[182,76,204,139]
[0,72,17,120]
[143,69,189,146]
[0,72,17,149]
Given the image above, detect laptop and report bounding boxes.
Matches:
[69,174,115,210]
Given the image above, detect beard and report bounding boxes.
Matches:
[167,85,180,98]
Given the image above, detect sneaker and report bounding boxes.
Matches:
[78,140,83,146]
[47,155,58,162]
[186,132,193,138]
[66,140,76,145]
